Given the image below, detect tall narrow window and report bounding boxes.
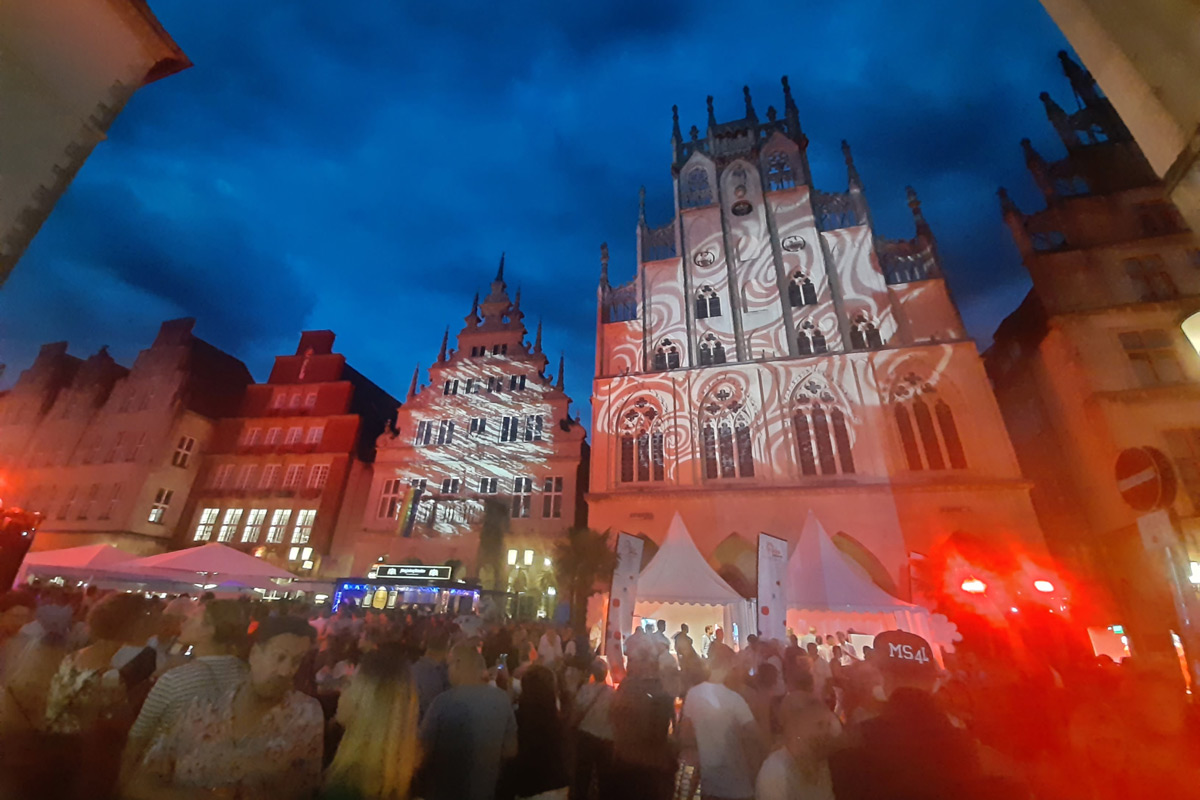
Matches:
[794,412,817,476]
[283,465,304,489]
[57,487,76,520]
[542,477,563,518]
[378,478,404,518]
[210,464,235,489]
[849,326,867,351]
[285,427,303,445]
[811,408,837,475]
[524,415,543,442]
[148,488,173,524]
[440,477,460,495]
[865,324,884,349]
[236,464,257,490]
[936,400,967,469]
[831,408,855,474]
[291,509,316,544]
[305,426,324,444]
[895,404,923,470]
[702,426,719,479]
[511,478,532,518]
[437,420,455,445]
[653,340,681,371]
[307,465,330,489]
[735,421,755,477]
[172,436,196,468]
[812,330,828,354]
[260,464,281,489]
[105,433,124,463]
[912,399,945,470]
[194,508,219,541]
[217,508,244,543]
[651,432,665,481]
[620,437,635,482]
[478,477,498,494]
[637,433,651,481]
[100,484,121,520]
[509,375,527,391]
[127,432,146,462]
[789,274,817,307]
[242,509,267,543]
[470,418,488,435]
[695,286,722,319]
[699,334,726,366]
[501,416,520,443]
[797,330,813,355]
[305,392,318,408]
[414,421,433,446]
[266,509,292,544]
[266,428,282,445]
[718,423,736,478]
[443,380,459,396]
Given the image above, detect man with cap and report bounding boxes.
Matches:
[829,630,984,800]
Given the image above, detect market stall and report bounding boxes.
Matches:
[16,543,136,586]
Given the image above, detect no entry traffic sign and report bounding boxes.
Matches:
[1115,446,1177,512]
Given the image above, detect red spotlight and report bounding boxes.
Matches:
[961,577,987,594]
[1033,580,1054,593]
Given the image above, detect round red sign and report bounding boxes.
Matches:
[1115,447,1176,512]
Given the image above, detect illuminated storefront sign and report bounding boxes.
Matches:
[372,564,452,581]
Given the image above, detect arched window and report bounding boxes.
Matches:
[618,397,665,483]
[695,286,722,319]
[789,272,817,307]
[700,386,755,480]
[891,373,968,471]
[797,330,812,356]
[652,339,681,371]
[683,167,713,207]
[850,316,883,351]
[698,334,726,366]
[792,381,854,477]
[767,152,795,191]
[798,321,827,356]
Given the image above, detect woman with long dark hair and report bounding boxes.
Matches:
[508,664,568,800]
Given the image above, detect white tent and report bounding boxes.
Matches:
[786,511,937,648]
[634,513,754,649]
[121,543,298,586]
[17,543,136,585]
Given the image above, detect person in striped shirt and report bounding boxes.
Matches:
[119,599,249,786]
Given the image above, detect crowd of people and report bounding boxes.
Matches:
[0,584,1197,800]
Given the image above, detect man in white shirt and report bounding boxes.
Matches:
[537,626,564,666]
[680,646,764,800]
[756,695,841,800]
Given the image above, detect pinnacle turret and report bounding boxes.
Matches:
[407,365,419,401]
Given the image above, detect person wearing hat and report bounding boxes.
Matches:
[829,630,985,800]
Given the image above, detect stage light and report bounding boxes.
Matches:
[1033,579,1054,593]
[961,577,987,594]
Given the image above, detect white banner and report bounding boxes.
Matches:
[604,533,644,681]
[757,533,788,642]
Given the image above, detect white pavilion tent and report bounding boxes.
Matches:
[16,543,136,586]
[634,513,754,649]
[120,543,298,588]
[786,511,937,647]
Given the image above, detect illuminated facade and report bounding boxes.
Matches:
[590,79,1045,597]
[0,0,190,285]
[177,331,397,576]
[329,261,588,586]
[987,55,1200,650]
[0,319,251,554]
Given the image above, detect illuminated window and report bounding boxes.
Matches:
[523,415,543,442]
[260,464,281,489]
[172,436,196,468]
[414,421,433,446]
[305,392,318,408]
[789,272,817,307]
[1120,330,1184,387]
[241,427,262,446]
[700,387,755,480]
[307,465,330,489]
[444,380,459,396]
[698,334,726,366]
[437,420,455,445]
[935,400,967,469]
[217,508,244,543]
[209,464,235,489]
[285,427,303,445]
[523,549,534,566]
[242,509,267,543]
[511,477,532,518]
[542,477,563,518]
[652,339,681,371]
[194,507,219,541]
[509,374,526,391]
[104,433,124,463]
[501,416,520,443]
[441,477,460,495]
[695,286,722,319]
[291,509,316,544]
[305,426,324,444]
[266,509,292,544]
[891,375,967,471]
[378,479,405,518]
[479,477,498,494]
[507,549,518,565]
[265,427,282,445]
[470,417,488,435]
[282,465,304,489]
[235,464,257,490]
[895,405,922,470]
[620,398,665,484]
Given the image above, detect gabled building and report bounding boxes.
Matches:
[986,54,1200,656]
[589,79,1045,598]
[178,331,397,576]
[1,319,251,554]
[330,260,588,594]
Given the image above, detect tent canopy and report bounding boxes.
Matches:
[636,513,743,606]
[787,511,915,613]
[22,543,134,570]
[124,543,297,581]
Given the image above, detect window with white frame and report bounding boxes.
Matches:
[79,483,99,519]
[441,477,460,495]
[444,380,459,396]
[501,416,520,443]
[194,507,220,541]
[242,508,267,543]
[148,488,173,524]
[105,433,124,463]
[235,464,257,490]
[524,415,544,442]
[266,509,292,543]
[542,477,563,518]
[465,378,477,394]
[260,464,281,489]
[291,509,317,543]
[209,464,235,489]
[57,487,76,520]
[100,483,121,520]
[265,427,282,445]
[414,421,433,446]
[242,427,262,446]
[470,417,488,435]
[272,391,287,409]
[307,464,330,489]
[437,420,455,445]
[127,432,146,463]
[82,435,101,465]
[289,393,302,408]
[305,426,324,444]
[487,376,504,393]
[172,436,196,468]
[378,479,405,518]
[479,477,498,494]
[509,374,526,391]
[217,508,244,543]
[305,392,318,408]
[511,477,532,518]
[282,465,304,489]
[285,427,303,445]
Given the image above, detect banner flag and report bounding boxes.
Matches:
[604,532,644,681]
[396,485,420,538]
[757,533,788,642]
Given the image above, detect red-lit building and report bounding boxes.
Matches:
[177,331,397,576]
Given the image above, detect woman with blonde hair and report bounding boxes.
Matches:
[322,643,420,800]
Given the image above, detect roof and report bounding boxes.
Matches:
[124,543,297,581]
[636,513,743,606]
[22,543,134,570]
[787,511,915,613]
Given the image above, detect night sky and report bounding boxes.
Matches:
[0,0,1073,422]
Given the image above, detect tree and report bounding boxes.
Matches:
[476,499,510,591]
[552,527,617,631]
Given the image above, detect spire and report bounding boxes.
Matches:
[906,186,931,235]
[638,186,646,225]
[556,353,564,390]
[671,104,682,144]
[1040,91,1079,148]
[534,318,543,353]
[599,242,609,287]
[1021,138,1054,199]
[406,365,419,401]
[495,252,506,283]
[465,292,480,327]
[781,75,797,114]
[743,85,757,121]
[842,140,862,190]
[766,106,777,122]
[437,327,449,363]
[998,187,1021,217]
[1058,50,1101,107]
[781,75,804,145]
[706,95,717,129]
[513,285,522,313]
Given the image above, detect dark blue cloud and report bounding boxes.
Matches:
[0,0,1071,416]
